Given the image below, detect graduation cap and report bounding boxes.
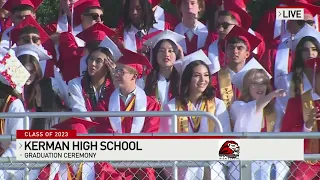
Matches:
[73,0,101,26]
[51,117,98,134]
[144,29,185,48]
[15,44,52,61]
[224,1,252,30]
[76,23,116,43]
[225,25,261,52]
[99,36,123,61]
[148,0,161,7]
[117,49,152,78]
[174,49,218,75]
[231,58,272,90]
[305,57,320,91]
[290,24,320,50]
[10,15,50,45]
[290,1,320,16]
[3,0,43,12]
[230,0,251,9]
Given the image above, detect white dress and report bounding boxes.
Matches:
[163,98,235,180]
[230,100,290,180]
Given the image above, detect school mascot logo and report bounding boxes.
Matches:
[219,140,240,160]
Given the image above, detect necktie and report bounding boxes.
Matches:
[136,30,144,40]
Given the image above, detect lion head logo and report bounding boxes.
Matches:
[219,140,240,159]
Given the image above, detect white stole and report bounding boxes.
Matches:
[56,14,69,33]
[208,40,221,73]
[108,86,147,133]
[153,6,165,31]
[248,28,258,54]
[72,24,85,47]
[174,22,208,54]
[39,60,47,77]
[274,41,290,89]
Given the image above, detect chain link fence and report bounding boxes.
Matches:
[0,111,318,179]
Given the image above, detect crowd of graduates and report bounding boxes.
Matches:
[0,0,320,179]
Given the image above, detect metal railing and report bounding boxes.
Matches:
[0,111,319,180]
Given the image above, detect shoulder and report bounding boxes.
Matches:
[146,96,160,110]
[8,98,25,113]
[68,76,83,87]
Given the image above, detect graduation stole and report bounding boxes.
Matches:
[176,99,216,133]
[218,67,234,108]
[261,109,277,132]
[301,90,320,165]
[121,96,136,121]
[67,163,83,180]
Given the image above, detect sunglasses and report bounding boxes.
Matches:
[216,22,236,29]
[21,36,41,44]
[83,13,103,21]
[305,20,315,26]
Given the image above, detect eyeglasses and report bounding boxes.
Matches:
[114,68,132,76]
[216,22,236,29]
[21,36,40,44]
[83,13,103,21]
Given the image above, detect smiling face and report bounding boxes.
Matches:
[188,64,210,94]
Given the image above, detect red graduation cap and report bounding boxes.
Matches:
[73,0,101,26]
[10,15,49,44]
[230,0,251,8]
[76,23,116,43]
[305,58,320,91]
[225,25,261,52]
[224,1,252,30]
[51,117,98,134]
[148,0,161,7]
[117,49,153,78]
[291,1,320,16]
[3,0,43,12]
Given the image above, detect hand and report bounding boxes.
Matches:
[105,57,116,73]
[271,89,286,98]
[306,107,320,129]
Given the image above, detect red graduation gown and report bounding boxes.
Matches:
[281,96,320,180]
[58,32,84,82]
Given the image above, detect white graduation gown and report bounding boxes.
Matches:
[0,26,13,49]
[0,99,29,180]
[79,55,88,76]
[162,98,233,180]
[230,100,290,180]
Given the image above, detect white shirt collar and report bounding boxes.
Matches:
[180,21,200,34]
[130,25,147,35]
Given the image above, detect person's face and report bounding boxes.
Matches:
[189,64,210,94]
[129,0,143,26]
[226,42,250,64]
[24,62,36,85]
[301,41,319,62]
[35,84,41,107]
[87,50,108,77]
[304,14,316,28]
[248,73,268,100]
[216,16,237,39]
[81,8,103,28]
[156,41,177,68]
[17,33,41,46]
[114,64,136,88]
[180,0,201,20]
[11,10,34,24]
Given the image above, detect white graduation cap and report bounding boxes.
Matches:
[143,29,185,48]
[14,44,52,61]
[231,58,272,90]
[174,50,217,75]
[289,24,320,50]
[99,36,122,61]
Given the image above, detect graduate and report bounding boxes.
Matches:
[37,117,121,180]
[9,15,58,78]
[230,59,289,180]
[118,0,174,53]
[174,0,209,55]
[161,50,230,179]
[95,49,160,180]
[67,37,121,121]
[212,25,261,110]
[263,23,320,89]
[58,22,116,81]
[141,30,184,110]
[0,0,43,49]
[281,57,320,180]
[0,49,31,179]
[208,0,265,67]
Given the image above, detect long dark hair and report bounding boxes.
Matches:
[31,78,69,130]
[19,54,43,110]
[144,39,181,98]
[123,0,156,32]
[0,82,22,112]
[178,60,215,106]
[292,36,320,96]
